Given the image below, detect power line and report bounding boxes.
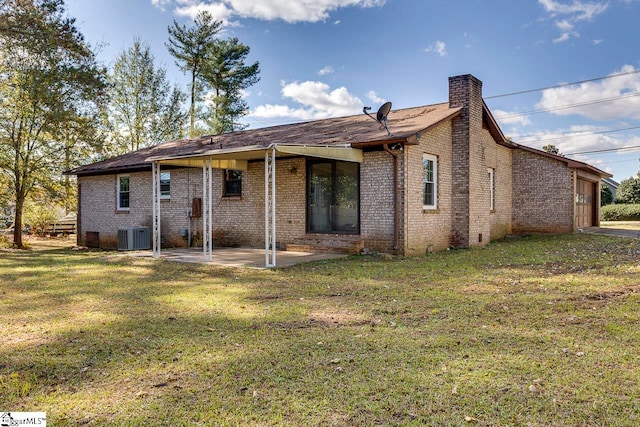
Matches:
[495,91,640,119]
[593,158,640,166]
[564,144,640,155]
[517,125,640,144]
[485,68,640,99]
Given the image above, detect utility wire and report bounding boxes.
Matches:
[495,91,640,119]
[517,125,640,144]
[564,144,640,155]
[485,68,640,99]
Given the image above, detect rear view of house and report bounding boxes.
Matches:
[68,74,610,265]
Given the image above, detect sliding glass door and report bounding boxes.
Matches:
[307,160,359,234]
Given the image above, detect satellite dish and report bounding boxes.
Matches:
[363,101,393,136]
[376,102,392,123]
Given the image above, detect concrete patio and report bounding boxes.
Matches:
[132,246,347,268]
[581,226,640,239]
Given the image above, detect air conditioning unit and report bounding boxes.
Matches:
[118,227,151,250]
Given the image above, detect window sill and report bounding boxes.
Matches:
[116,209,130,214]
[222,195,242,199]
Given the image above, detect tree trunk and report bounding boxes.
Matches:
[13,191,24,248]
[64,140,71,215]
[189,72,196,137]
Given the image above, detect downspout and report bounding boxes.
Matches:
[383,144,399,252]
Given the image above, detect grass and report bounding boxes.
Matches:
[1,234,639,426]
[600,220,640,231]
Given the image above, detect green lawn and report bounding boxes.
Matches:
[1,234,639,426]
[601,221,640,231]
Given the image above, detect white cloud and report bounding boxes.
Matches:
[553,32,573,43]
[493,109,533,127]
[538,0,608,42]
[250,80,363,121]
[161,0,386,24]
[151,0,172,10]
[552,18,578,42]
[535,65,640,121]
[515,126,639,172]
[366,90,385,104]
[425,41,447,57]
[555,19,574,31]
[174,2,235,23]
[592,39,603,45]
[538,0,609,21]
[318,66,334,76]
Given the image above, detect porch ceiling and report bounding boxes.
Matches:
[146,143,363,169]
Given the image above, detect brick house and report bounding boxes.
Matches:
[68,74,610,265]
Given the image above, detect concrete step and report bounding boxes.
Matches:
[286,237,363,254]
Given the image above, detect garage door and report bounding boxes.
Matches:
[576,179,595,228]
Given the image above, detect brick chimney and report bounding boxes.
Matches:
[448,74,485,248]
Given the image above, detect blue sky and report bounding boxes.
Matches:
[65,0,640,182]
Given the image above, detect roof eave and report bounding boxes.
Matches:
[351,133,420,149]
[351,107,462,149]
[70,163,152,177]
[482,100,512,147]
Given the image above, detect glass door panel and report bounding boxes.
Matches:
[308,162,332,233]
[334,162,358,233]
[307,161,359,234]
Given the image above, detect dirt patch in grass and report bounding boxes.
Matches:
[581,285,640,303]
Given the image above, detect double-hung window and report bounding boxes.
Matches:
[422,154,437,209]
[224,170,242,196]
[117,174,130,210]
[160,171,170,199]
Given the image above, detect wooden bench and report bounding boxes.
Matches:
[45,221,76,236]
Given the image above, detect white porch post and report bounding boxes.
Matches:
[152,161,161,258]
[202,156,213,261]
[265,147,276,267]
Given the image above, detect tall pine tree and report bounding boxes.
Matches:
[166,11,221,137]
[203,37,260,134]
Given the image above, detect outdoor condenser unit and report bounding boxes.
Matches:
[117,227,151,250]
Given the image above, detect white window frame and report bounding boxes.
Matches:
[117,174,130,211]
[160,171,170,199]
[422,154,438,210]
[488,168,495,211]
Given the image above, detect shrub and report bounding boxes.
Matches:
[0,234,11,249]
[615,177,640,204]
[600,204,640,221]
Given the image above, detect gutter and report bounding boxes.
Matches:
[382,144,400,252]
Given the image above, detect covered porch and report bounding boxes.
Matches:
[146,143,363,268]
[132,246,346,268]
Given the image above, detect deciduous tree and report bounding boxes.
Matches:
[108,39,186,154]
[615,176,640,204]
[600,182,613,206]
[542,144,560,155]
[0,0,107,248]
